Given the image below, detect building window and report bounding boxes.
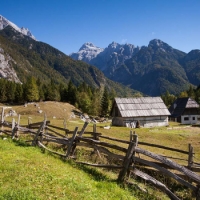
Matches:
[192,117,195,120]
[184,117,189,121]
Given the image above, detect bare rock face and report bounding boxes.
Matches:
[0,47,21,83]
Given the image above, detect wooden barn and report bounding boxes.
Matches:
[168,97,200,124]
[110,97,170,128]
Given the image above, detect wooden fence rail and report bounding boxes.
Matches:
[0,117,200,200]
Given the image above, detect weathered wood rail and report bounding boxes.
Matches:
[0,115,200,200]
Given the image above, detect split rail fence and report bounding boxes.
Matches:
[0,114,200,200]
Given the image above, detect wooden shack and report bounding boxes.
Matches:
[110,97,170,128]
[168,97,200,124]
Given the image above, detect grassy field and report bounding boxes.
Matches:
[0,138,163,200]
[1,102,200,199]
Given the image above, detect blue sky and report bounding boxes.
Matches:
[1,0,200,55]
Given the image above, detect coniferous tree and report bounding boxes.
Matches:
[36,78,45,101]
[24,76,39,102]
[0,79,7,102]
[45,80,60,101]
[89,88,101,116]
[6,81,16,103]
[101,88,110,116]
[66,80,77,105]
[15,83,24,103]
[77,92,91,113]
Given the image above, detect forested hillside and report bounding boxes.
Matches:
[0,26,137,96]
[0,26,143,116]
[71,40,200,96]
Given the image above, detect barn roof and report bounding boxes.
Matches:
[114,97,170,117]
[169,97,199,117]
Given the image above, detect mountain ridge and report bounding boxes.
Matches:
[70,39,200,96]
[0,25,137,97]
[1,14,200,97]
[0,15,36,40]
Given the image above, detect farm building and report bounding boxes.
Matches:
[110,97,170,128]
[168,97,200,124]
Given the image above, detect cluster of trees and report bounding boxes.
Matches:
[161,85,200,107]
[0,77,115,116]
[2,76,200,116]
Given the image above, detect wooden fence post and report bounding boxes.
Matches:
[0,107,4,135]
[69,122,89,157]
[1,107,4,123]
[66,127,78,158]
[93,124,99,140]
[118,134,138,183]
[28,117,32,129]
[130,130,133,142]
[63,118,68,137]
[11,118,19,139]
[79,121,89,137]
[32,120,46,146]
[188,143,194,170]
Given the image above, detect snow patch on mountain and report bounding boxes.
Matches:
[70,41,141,72]
[70,42,104,62]
[0,15,36,40]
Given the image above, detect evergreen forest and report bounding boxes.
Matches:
[0,77,116,117]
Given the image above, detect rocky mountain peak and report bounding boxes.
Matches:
[70,42,104,62]
[79,42,101,51]
[148,39,173,53]
[108,42,120,50]
[0,15,36,40]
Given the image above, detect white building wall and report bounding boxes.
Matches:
[181,115,200,124]
[112,116,169,127]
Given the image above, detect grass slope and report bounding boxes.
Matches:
[0,139,139,200]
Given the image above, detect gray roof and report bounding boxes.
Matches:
[169,97,199,117]
[115,97,170,117]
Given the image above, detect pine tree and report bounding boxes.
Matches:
[6,81,16,102]
[45,80,60,101]
[66,80,77,105]
[101,88,110,116]
[24,76,39,102]
[0,79,7,102]
[77,92,91,113]
[89,89,101,116]
[15,83,24,103]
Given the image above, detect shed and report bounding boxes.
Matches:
[110,97,170,128]
[168,97,200,124]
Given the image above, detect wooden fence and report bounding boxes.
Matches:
[0,116,200,200]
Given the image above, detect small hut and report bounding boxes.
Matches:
[110,97,170,128]
[168,97,200,124]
